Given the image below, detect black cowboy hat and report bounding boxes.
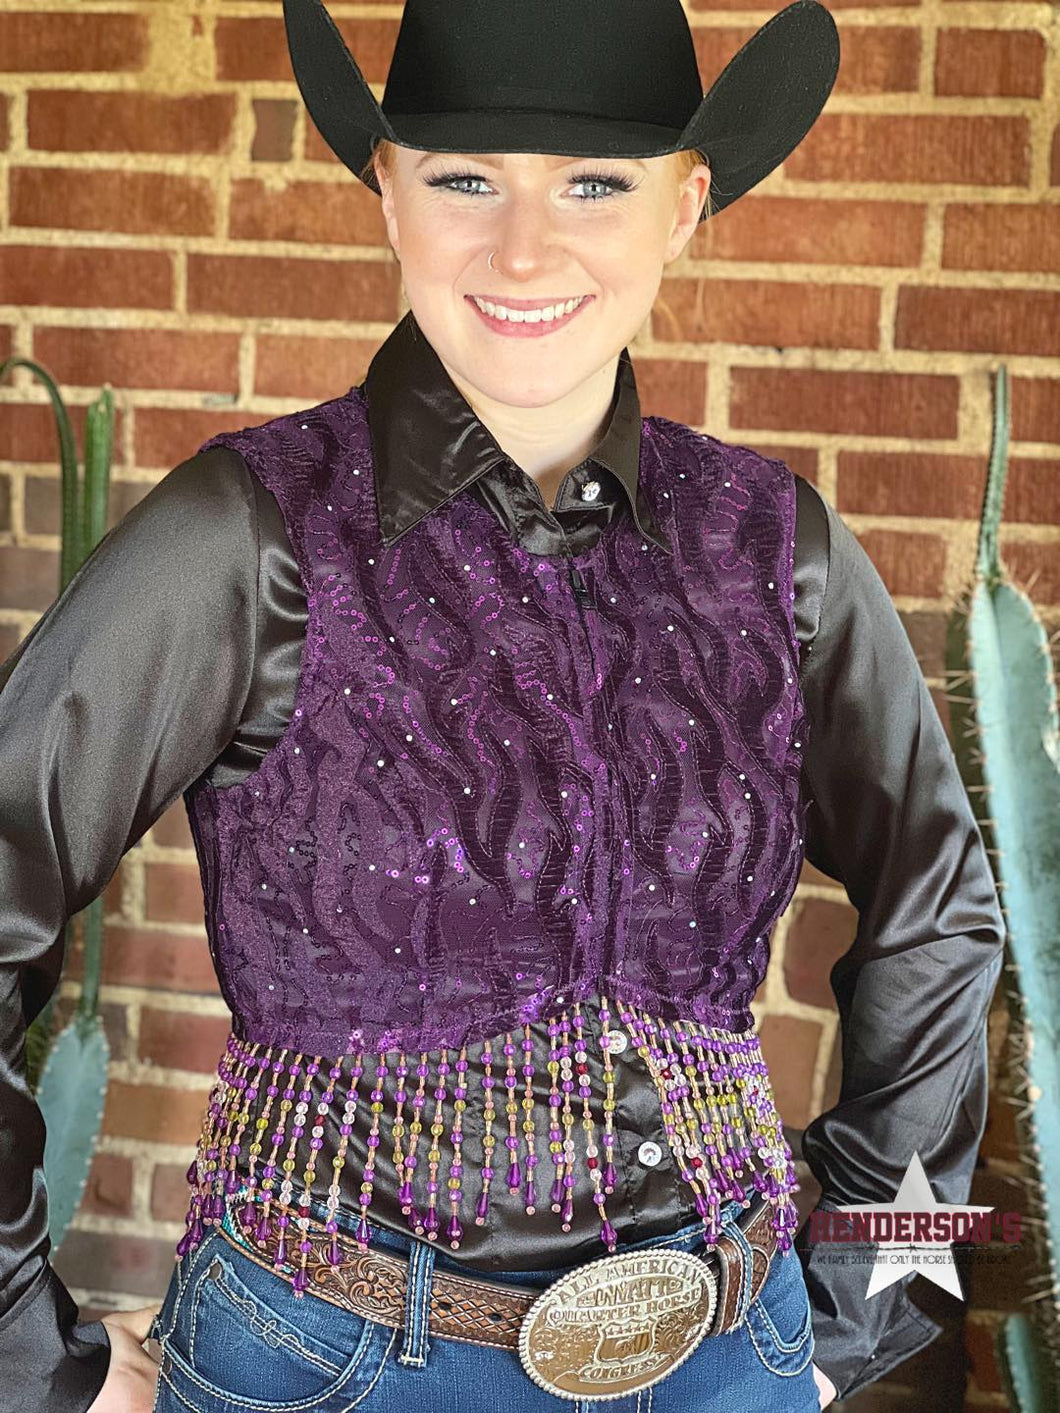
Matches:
[282,0,840,222]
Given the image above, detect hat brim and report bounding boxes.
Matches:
[283,0,839,223]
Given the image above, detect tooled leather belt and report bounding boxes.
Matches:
[214,1189,779,1352]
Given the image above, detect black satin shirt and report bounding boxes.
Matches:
[0,317,1005,1412]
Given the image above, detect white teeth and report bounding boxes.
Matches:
[472,295,585,323]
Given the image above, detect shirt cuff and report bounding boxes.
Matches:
[794,1198,944,1400]
[0,1259,111,1413]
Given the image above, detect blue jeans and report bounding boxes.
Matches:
[150,1190,818,1412]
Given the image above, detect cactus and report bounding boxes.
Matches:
[943,363,1060,1411]
[0,357,115,1251]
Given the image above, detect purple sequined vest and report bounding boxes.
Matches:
[188,387,808,1058]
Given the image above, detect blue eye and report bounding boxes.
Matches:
[423,169,636,201]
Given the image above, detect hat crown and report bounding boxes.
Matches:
[381,0,704,130]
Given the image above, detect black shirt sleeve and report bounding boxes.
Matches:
[0,444,263,1413]
[789,477,1006,1400]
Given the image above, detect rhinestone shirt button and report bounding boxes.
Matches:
[637,1140,663,1168]
[580,479,601,503]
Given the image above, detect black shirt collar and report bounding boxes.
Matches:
[360,310,671,555]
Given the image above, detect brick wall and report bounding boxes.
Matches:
[0,2,1057,1408]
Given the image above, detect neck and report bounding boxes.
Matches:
[439,355,619,492]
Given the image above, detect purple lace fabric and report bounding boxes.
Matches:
[188,387,809,1056]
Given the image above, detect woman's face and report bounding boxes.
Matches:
[375,147,711,411]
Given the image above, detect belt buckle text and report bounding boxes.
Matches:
[517,1247,718,1402]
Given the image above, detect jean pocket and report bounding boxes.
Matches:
[157,1233,395,1411]
[743,1249,815,1378]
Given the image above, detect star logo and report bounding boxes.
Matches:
[833,1151,994,1300]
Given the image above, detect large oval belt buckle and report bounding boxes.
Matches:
[517,1248,718,1402]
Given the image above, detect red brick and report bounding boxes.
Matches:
[693,195,925,268]
[784,113,1030,189]
[64,924,221,997]
[829,24,920,94]
[0,246,173,310]
[33,327,240,395]
[654,277,879,351]
[0,545,53,610]
[730,368,959,439]
[139,1006,231,1072]
[52,1229,176,1300]
[305,122,340,165]
[1011,376,1060,444]
[133,407,266,471]
[151,1162,192,1223]
[145,860,208,927]
[186,253,400,322]
[633,358,708,425]
[1001,538,1060,606]
[151,801,194,849]
[251,98,297,162]
[942,203,1060,275]
[27,90,236,154]
[254,333,377,400]
[102,1078,209,1145]
[0,93,8,151]
[839,450,1060,526]
[935,28,1045,98]
[0,469,10,535]
[754,445,820,483]
[858,528,948,597]
[757,1014,821,1129]
[0,397,126,465]
[0,12,147,73]
[215,15,397,82]
[839,451,984,520]
[230,176,388,245]
[11,166,215,238]
[784,897,856,1009]
[896,287,1060,358]
[82,1152,134,1218]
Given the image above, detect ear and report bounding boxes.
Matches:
[666,162,711,261]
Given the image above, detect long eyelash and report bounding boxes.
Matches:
[423,168,635,195]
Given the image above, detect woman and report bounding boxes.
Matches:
[0,2,1006,1411]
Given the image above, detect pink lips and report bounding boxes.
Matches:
[466,294,592,338]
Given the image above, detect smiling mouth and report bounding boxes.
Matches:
[468,294,591,324]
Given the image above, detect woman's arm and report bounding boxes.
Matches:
[789,475,1005,1402]
[0,446,262,1413]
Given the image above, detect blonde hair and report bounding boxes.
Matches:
[361,138,713,220]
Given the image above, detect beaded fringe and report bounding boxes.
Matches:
[176,996,800,1297]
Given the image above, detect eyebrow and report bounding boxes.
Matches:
[415,153,647,170]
